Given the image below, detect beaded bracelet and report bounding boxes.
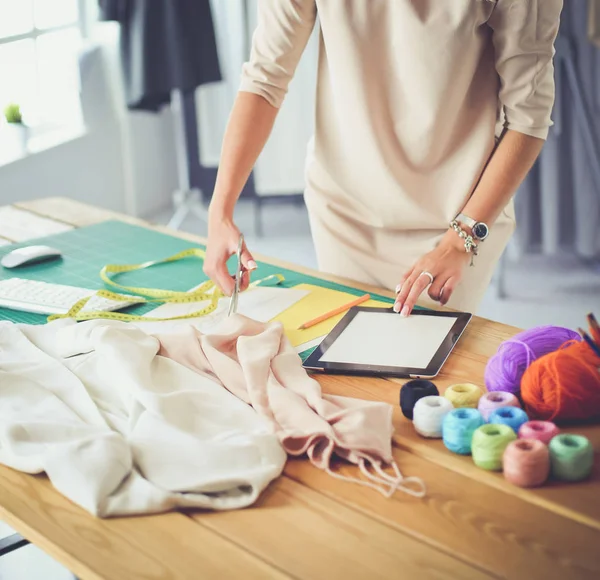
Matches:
[449,220,478,266]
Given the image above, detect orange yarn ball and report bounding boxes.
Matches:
[521,340,600,422]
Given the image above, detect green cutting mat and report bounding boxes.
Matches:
[0,220,397,328]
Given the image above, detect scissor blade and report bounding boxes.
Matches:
[227,234,244,316]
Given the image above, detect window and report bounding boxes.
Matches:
[0,0,87,139]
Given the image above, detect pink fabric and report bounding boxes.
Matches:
[156,314,425,498]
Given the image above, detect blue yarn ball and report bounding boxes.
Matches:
[488,406,529,433]
[442,408,485,455]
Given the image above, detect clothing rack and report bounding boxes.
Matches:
[496,34,600,299]
[166,89,208,230]
[558,36,600,186]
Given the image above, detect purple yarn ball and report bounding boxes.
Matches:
[484,325,581,395]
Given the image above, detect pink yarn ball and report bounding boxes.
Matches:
[503,439,550,488]
[484,325,581,394]
[478,391,521,421]
[518,421,560,445]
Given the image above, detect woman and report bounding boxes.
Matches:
[204,0,563,315]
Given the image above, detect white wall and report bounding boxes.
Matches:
[0,20,179,219]
[0,126,126,211]
[0,39,127,212]
[93,23,179,218]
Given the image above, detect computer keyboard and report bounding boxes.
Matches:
[0,277,138,316]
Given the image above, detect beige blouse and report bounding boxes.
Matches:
[239,0,563,309]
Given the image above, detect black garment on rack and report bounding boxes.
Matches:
[98,0,221,111]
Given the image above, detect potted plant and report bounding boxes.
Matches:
[2,102,29,155]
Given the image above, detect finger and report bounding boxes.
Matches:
[394,268,420,313]
[428,275,447,302]
[238,242,255,292]
[395,269,412,295]
[402,273,432,316]
[439,276,458,306]
[213,261,236,296]
[239,270,251,292]
[240,245,257,272]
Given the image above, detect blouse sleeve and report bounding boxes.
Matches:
[239,0,317,108]
[488,0,563,140]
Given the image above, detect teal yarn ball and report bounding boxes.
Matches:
[488,406,529,433]
[471,423,517,471]
[442,408,485,455]
[549,434,594,482]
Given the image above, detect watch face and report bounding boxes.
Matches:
[473,222,489,240]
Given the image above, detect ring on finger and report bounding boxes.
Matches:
[419,270,434,285]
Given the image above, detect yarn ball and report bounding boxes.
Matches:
[488,406,530,433]
[521,339,600,422]
[478,391,521,421]
[444,383,483,408]
[484,325,581,395]
[472,423,517,471]
[413,395,454,438]
[549,434,594,482]
[518,421,560,445]
[503,439,550,488]
[442,408,485,455]
[400,379,439,419]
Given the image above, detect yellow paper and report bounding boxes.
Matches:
[271,283,391,347]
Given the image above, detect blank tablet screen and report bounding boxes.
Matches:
[319,310,457,369]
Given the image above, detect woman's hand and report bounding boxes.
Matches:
[394,229,471,316]
[203,215,256,296]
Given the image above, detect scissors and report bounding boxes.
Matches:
[227,233,244,316]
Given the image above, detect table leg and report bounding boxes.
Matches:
[0,533,29,557]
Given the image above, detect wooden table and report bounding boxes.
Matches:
[1,198,599,580]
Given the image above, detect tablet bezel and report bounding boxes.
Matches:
[302,307,472,378]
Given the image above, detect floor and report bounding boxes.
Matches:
[2,197,598,580]
[0,522,74,580]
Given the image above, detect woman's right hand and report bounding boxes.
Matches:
[203,92,277,295]
[203,215,256,296]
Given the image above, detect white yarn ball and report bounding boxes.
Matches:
[413,395,454,438]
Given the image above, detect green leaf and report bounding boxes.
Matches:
[4,103,23,124]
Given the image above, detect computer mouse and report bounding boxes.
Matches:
[1,245,63,269]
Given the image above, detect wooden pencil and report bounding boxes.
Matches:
[579,327,600,358]
[587,312,600,345]
[298,293,371,330]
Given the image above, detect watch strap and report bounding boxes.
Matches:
[455,213,476,228]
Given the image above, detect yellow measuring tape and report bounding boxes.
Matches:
[47,248,284,323]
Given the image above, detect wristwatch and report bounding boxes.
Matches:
[455,213,489,241]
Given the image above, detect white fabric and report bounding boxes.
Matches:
[0,319,286,517]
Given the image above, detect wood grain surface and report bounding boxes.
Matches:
[195,477,493,580]
[0,467,287,580]
[0,197,598,580]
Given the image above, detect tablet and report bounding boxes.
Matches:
[302,307,471,379]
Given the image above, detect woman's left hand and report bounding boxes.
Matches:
[394,229,471,316]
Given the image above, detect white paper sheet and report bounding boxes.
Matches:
[132,286,309,335]
[0,206,73,242]
[295,336,325,354]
